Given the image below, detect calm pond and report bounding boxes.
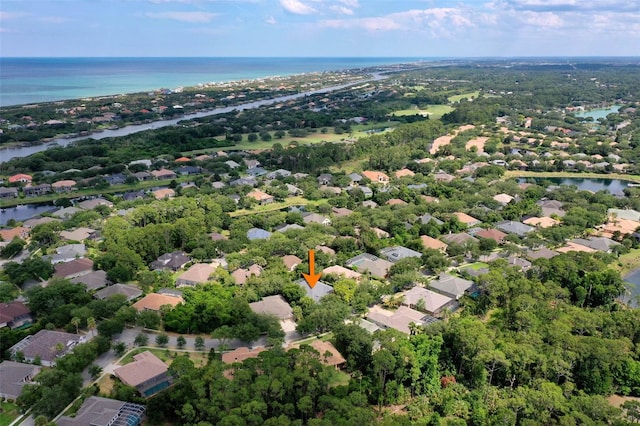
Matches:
[518,177,630,194]
[0,203,56,225]
[574,105,620,120]
[623,269,640,308]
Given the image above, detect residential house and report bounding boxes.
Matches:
[71,270,110,291]
[132,293,183,312]
[176,263,215,287]
[247,227,272,240]
[296,279,334,303]
[316,245,336,256]
[244,159,260,169]
[105,173,127,185]
[362,200,378,208]
[420,214,444,225]
[222,347,266,364]
[177,166,201,176]
[94,284,142,301]
[434,171,455,182]
[331,207,352,217]
[348,173,363,186]
[57,397,145,426]
[52,180,77,193]
[475,228,507,244]
[441,233,478,245]
[23,184,51,197]
[305,340,346,370]
[322,265,362,281]
[367,305,438,334]
[151,169,177,180]
[9,330,85,366]
[231,264,263,285]
[54,258,94,279]
[493,193,515,205]
[421,235,448,253]
[152,188,175,200]
[362,170,390,184]
[348,185,373,198]
[345,253,393,279]
[224,160,241,169]
[402,286,454,316]
[0,227,29,242]
[175,156,191,163]
[0,187,18,199]
[428,274,474,300]
[386,198,407,206]
[8,174,32,184]
[282,255,302,271]
[113,351,172,397]
[52,206,82,219]
[317,173,333,185]
[123,190,146,201]
[151,251,191,272]
[247,167,267,177]
[246,190,274,205]
[372,227,390,238]
[453,212,481,227]
[523,216,560,228]
[571,237,621,253]
[394,168,415,179]
[496,221,535,236]
[60,227,96,242]
[47,244,86,264]
[302,212,331,226]
[133,171,152,181]
[230,177,257,187]
[0,302,33,329]
[0,361,41,399]
[525,247,559,260]
[249,295,293,320]
[380,246,423,263]
[285,184,303,196]
[266,169,292,179]
[537,199,566,217]
[505,256,533,271]
[274,223,304,233]
[77,198,113,210]
[23,217,59,228]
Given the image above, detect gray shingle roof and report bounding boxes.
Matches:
[296,279,334,302]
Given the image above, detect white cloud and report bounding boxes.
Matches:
[280,0,317,15]
[517,11,563,27]
[266,15,277,24]
[145,11,219,23]
[338,0,359,7]
[319,7,474,34]
[329,5,354,15]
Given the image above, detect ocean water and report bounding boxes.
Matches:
[0,57,420,107]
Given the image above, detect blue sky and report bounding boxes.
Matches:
[1,0,639,57]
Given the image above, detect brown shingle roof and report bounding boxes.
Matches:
[131,293,183,311]
[54,258,94,278]
[114,351,168,387]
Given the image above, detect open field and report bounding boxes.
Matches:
[229,196,322,217]
[612,248,640,277]
[390,104,453,119]
[448,91,480,102]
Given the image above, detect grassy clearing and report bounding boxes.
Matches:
[328,369,351,387]
[448,91,480,102]
[504,170,640,183]
[463,262,489,271]
[390,105,453,119]
[0,401,19,426]
[612,248,640,277]
[329,158,367,174]
[229,196,321,217]
[97,374,116,396]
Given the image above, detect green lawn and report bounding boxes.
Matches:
[390,105,453,119]
[448,91,480,103]
[463,262,489,271]
[0,401,20,426]
[120,347,173,365]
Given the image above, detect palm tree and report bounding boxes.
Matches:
[87,317,96,337]
[71,317,80,335]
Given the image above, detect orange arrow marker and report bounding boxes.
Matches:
[302,249,322,289]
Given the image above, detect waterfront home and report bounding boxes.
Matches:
[0,187,18,199]
[77,198,113,210]
[0,227,29,241]
[52,180,77,193]
[23,183,51,197]
[151,169,177,180]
